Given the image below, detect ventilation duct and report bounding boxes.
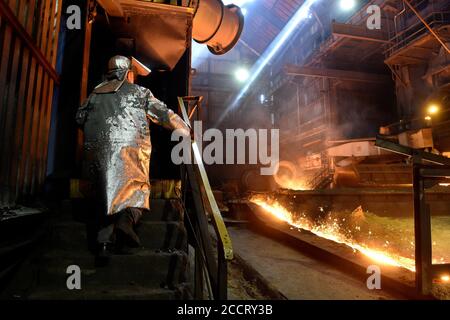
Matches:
[96,0,244,68]
[192,0,244,55]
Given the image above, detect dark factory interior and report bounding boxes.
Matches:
[0,0,450,303]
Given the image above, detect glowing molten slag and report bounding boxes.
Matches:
[273,161,312,191]
[250,196,417,272]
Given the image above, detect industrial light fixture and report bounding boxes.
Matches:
[216,0,320,126]
[339,0,356,11]
[427,104,440,115]
[234,67,250,82]
[260,94,265,104]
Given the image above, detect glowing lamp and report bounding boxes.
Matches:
[427,104,439,115]
[234,67,249,82]
[340,0,356,11]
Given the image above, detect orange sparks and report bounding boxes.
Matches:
[250,196,417,272]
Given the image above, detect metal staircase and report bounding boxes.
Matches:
[307,154,333,190]
[1,198,191,300]
[1,96,232,300]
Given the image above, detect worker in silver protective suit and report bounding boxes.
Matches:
[76,55,190,258]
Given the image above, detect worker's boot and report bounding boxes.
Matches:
[95,224,115,266]
[96,242,113,266]
[115,209,141,253]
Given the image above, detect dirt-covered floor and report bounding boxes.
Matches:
[228,258,274,299]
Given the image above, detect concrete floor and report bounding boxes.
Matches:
[228,226,406,300]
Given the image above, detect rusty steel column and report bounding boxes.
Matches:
[412,162,432,295]
[0,0,61,205]
[77,0,95,166]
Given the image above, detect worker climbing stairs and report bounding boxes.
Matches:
[2,183,193,300]
[1,97,231,300]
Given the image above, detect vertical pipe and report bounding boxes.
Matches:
[9,46,30,202]
[413,163,432,295]
[80,0,93,102]
[24,63,43,194]
[17,57,37,197]
[37,0,57,185]
[24,0,50,194]
[77,0,93,167]
[32,5,54,190]
[10,0,34,200]
[40,0,63,183]
[33,73,50,192]
[296,83,300,135]
[0,14,13,204]
[6,0,32,204]
[1,33,23,204]
[0,0,25,202]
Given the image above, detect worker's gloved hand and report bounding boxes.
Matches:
[169,112,191,139]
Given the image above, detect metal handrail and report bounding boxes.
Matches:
[374,137,450,294]
[384,10,450,57]
[308,160,332,190]
[177,96,232,299]
[178,96,233,258]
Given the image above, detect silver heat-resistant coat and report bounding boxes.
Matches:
[76,81,190,216]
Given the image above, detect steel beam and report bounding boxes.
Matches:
[420,167,450,178]
[375,136,450,165]
[332,21,389,44]
[284,64,390,83]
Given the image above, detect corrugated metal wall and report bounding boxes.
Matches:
[0,0,62,205]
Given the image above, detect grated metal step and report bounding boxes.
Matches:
[2,198,192,300]
[29,283,191,300]
[37,249,188,289]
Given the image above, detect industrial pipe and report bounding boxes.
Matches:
[192,0,244,55]
[96,0,244,55]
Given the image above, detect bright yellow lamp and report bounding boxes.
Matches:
[427,104,439,115]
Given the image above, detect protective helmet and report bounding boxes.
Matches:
[107,55,132,73]
[94,56,150,94]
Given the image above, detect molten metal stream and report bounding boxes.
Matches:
[250,196,417,272]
